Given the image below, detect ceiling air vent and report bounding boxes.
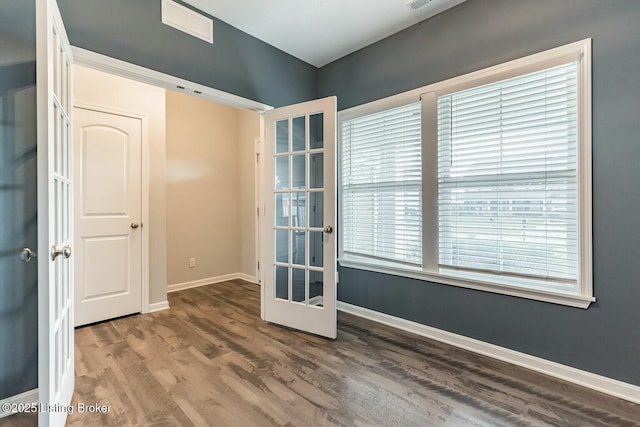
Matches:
[406,0,433,10]
[162,0,213,44]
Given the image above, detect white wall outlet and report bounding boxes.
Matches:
[189,258,196,268]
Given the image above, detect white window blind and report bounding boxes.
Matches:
[437,62,579,281]
[342,103,422,265]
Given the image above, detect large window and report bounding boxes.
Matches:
[339,40,593,308]
[437,62,578,282]
[341,103,422,265]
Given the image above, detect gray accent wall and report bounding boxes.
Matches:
[57,0,317,108]
[319,0,640,386]
[0,0,38,399]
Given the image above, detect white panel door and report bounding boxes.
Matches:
[262,97,337,339]
[73,108,142,326]
[36,0,74,425]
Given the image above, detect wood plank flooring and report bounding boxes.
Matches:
[3,279,638,426]
[67,280,640,426]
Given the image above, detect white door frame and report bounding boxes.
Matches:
[73,101,150,314]
[258,120,266,320]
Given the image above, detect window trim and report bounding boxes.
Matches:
[338,39,593,308]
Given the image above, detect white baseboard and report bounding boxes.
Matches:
[167,273,258,293]
[148,301,170,313]
[235,273,259,284]
[0,388,38,419]
[337,301,640,405]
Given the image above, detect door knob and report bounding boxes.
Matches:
[20,247,36,263]
[51,245,71,261]
[323,225,333,234]
[131,222,140,229]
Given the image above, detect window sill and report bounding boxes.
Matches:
[338,257,595,309]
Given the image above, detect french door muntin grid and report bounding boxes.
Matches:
[273,112,325,307]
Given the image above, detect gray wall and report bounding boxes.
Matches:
[57,0,317,108]
[0,0,38,399]
[319,0,640,386]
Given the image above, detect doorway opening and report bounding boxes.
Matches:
[72,53,264,326]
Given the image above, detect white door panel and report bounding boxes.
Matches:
[82,236,130,298]
[81,126,130,215]
[37,0,74,424]
[74,108,142,326]
[262,96,337,339]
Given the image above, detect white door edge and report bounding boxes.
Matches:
[259,116,266,321]
[73,102,150,314]
[254,136,263,285]
[36,5,51,406]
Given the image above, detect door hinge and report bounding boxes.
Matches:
[257,261,260,271]
[336,271,339,284]
[257,207,259,216]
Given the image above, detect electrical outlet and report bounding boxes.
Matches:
[189,258,196,268]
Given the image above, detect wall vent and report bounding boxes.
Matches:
[162,0,213,44]
[406,0,433,10]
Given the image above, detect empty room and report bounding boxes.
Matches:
[1,0,640,426]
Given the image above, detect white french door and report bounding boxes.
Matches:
[262,97,337,339]
[36,0,74,425]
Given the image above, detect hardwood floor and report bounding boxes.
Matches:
[6,279,636,426]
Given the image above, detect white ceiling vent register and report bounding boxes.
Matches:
[406,0,433,10]
[406,0,467,21]
[162,0,213,44]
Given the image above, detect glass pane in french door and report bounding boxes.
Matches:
[273,112,325,307]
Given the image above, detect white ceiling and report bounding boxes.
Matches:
[182,0,467,67]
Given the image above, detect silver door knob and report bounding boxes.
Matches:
[323,225,333,234]
[131,222,139,229]
[51,245,71,261]
[20,247,36,263]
